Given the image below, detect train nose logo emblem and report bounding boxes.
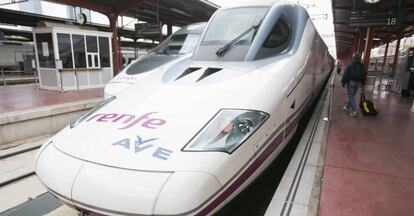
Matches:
[112,135,173,161]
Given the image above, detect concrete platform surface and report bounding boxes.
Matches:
[0,84,103,113]
[319,75,414,216]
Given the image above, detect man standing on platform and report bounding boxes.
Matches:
[341,52,367,117]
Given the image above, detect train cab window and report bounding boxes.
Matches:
[166,34,187,54]
[161,34,200,55]
[263,19,290,48]
[192,7,268,61]
[255,17,291,60]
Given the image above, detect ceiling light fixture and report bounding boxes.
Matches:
[364,0,380,4]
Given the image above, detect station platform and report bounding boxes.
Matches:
[0,84,104,146]
[0,84,103,113]
[319,76,414,215]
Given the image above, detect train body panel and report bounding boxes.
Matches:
[36,1,334,215]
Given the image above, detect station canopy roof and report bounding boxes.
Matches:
[0,0,218,44]
[47,0,218,26]
[332,0,414,59]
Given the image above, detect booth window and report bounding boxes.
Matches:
[99,37,110,67]
[254,17,291,60]
[57,33,73,68]
[35,33,55,68]
[72,34,86,68]
[86,36,99,68]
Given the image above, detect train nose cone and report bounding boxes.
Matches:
[154,172,221,215]
[36,143,222,215]
[35,142,84,206]
[71,162,172,215]
[71,168,221,215]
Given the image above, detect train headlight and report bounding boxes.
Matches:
[70,96,116,129]
[183,110,269,154]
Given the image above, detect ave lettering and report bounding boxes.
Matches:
[112,136,173,161]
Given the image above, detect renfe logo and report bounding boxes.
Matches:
[86,112,166,130]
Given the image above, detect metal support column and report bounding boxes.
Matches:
[354,29,362,53]
[133,38,138,59]
[118,35,122,67]
[363,27,374,72]
[378,41,389,89]
[167,24,172,36]
[392,32,403,75]
[1,68,5,86]
[352,32,359,53]
[357,29,365,54]
[382,41,389,69]
[108,13,121,75]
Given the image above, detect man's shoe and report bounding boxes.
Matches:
[350,112,358,117]
[343,106,349,112]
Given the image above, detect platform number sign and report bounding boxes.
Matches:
[135,23,162,38]
[387,17,397,26]
[349,10,403,28]
[135,24,143,35]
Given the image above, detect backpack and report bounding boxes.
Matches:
[350,63,365,81]
[359,93,378,116]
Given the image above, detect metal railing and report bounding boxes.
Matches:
[1,68,5,86]
[0,67,39,88]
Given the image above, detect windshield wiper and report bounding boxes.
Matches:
[216,22,261,57]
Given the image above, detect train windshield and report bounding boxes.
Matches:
[154,33,200,55]
[193,7,268,61]
[125,33,200,75]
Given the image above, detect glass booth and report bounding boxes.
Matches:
[33,26,113,91]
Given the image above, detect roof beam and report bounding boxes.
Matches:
[115,0,148,14]
[47,0,112,14]
[48,0,149,16]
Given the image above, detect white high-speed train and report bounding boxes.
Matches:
[35,1,334,216]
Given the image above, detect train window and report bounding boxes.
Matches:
[166,34,187,54]
[193,7,268,61]
[35,33,55,68]
[254,17,291,60]
[57,33,73,68]
[263,18,290,48]
[72,35,86,68]
[99,37,110,67]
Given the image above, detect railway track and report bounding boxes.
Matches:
[0,140,44,188]
[0,172,36,188]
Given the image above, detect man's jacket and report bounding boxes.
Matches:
[341,60,366,86]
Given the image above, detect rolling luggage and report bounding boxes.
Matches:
[359,93,378,116]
